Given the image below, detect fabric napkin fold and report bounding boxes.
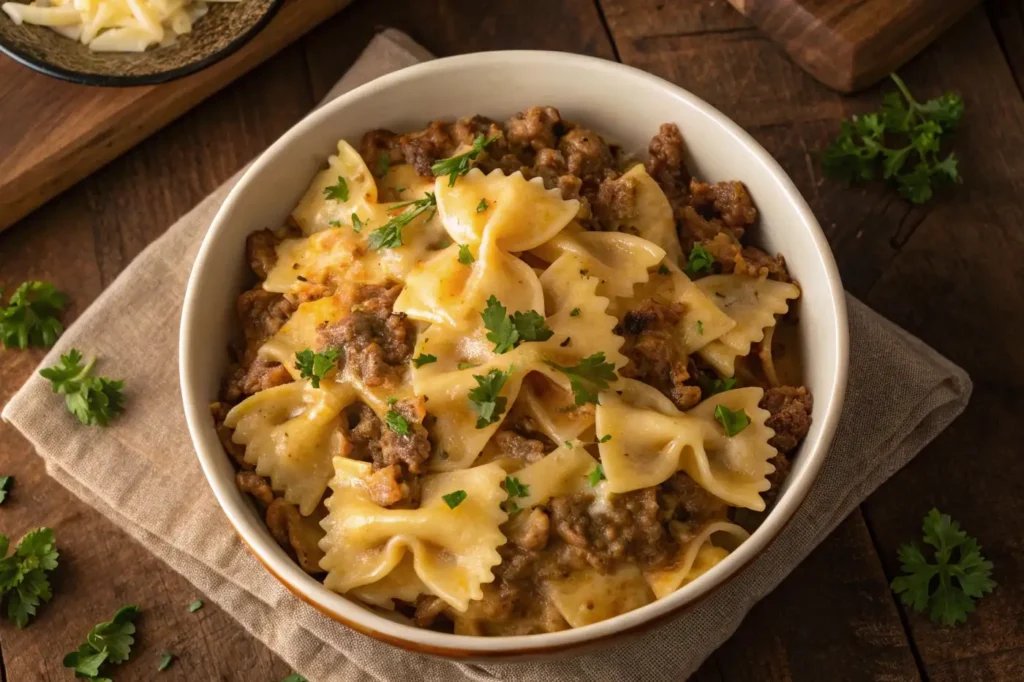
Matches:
[2,29,971,682]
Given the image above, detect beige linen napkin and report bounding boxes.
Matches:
[2,30,971,682]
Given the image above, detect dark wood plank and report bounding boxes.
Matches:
[0,44,314,682]
[988,0,1024,96]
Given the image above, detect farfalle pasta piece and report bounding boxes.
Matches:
[530,230,665,300]
[644,521,749,598]
[544,562,654,628]
[611,164,685,262]
[595,379,778,510]
[696,273,801,377]
[319,458,508,612]
[224,381,354,515]
[513,443,599,508]
[291,140,380,235]
[510,375,595,445]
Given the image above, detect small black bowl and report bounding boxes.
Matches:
[0,0,284,86]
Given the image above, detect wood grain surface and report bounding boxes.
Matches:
[725,0,979,92]
[1,0,1022,680]
[0,0,351,235]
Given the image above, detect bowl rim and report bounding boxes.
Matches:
[180,49,849,656]
[0,0,284,87]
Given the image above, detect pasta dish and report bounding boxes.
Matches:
[211,106,814,635]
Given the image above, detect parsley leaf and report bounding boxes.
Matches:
[598,434,611,443]
[697,320,704,335]
[570,308,581,317]
[481,296,552,353]
[505,476,529,498]
[0,281,67,349]
[0,476,10,505]
[657,264,670,275]
[351,213,365,233]
[385,408,411,435]
[708,377,736,396]
[545,352,618,405]
[458,362,476,370]
[442,490,467,509]
[328,220,341,227]
[412,353,437,368]
[714,404,750,436]
[476,198,489,213]
[40,350,125,427]
[375,155,390,179]
[0,527,59,628]
[891,509,995,626]
[468,366,514,428]
[63,605,140,679]
[511,310,554,343]
[157,652,174,671]
[294,348,340,389]
[188,599,203,612]
[458,244,475,265]
[823,73,963,204]
[588,464,605,486]
[322,176,349,202]
[431,134,499,187]
[367,193,437,250]
[684,245,714,276]
[279,675,308,682]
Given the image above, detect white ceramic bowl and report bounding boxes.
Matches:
[180,51,848,660]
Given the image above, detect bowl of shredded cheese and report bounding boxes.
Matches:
[0,0,282,85]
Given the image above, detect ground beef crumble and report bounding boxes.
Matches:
[616,299,703,410]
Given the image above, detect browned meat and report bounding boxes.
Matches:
[344,403,383,462]
[645,123,690,211]
[318,283,415,388]
[505,105,564,152]
[236,471,274,506]
[378,398,431,477]
[760,386,813,453]
[223,357,293,403]
[736,246,791,282]
[689,179,757,229]
[413,595,449,628]
[616,300,703,411]
[359,129,405,175]
[558,127,614,179]
[365,464,410,507]
[509,508,551,551]
[342,398,430,507]
[246,229,280,280]
[593,173,638,226]
[493,430,546,463]
[531,148,567,187]
[680,206,736,250]
[265,499,326,574]
[763,453,792,507]
[212,402,249,467]
[238,287,295,356]
[451,114,505,151]
[399,120,456,176]
[658,472,726,524]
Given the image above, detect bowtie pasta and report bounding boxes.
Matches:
[211,107,814,635]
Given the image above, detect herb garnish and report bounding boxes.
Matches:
[481,296,553,354]
[431,134,499,187]
[707,377,736,396]
[713,404,750,436]
[351,213,365,233]
[442,490,467,509]
[476,198,489,213]
[40,350,125,427]
[323,176,349,202]
[697,320,704,335]
[367,193,437,250]
[0,476,10,505]
[684,245,714,276]
[0,527,59,628]
[588,464,605,486]
[294,349,339,388]
[598,434,612,443]
[458,244,475,265]
[157,652,175,671]
[468,365,515,428]
[188,599,203,613]
[505,476,529,498]
[891,509,995,625]
[458,362,476,370]
[0,281,66,349]
[385,407,411,436]
[328,220,341,227]
[62,605,140,680]
[823,74,963,204]
[657,264,670,276]
[545,352,617,405]
[375,156,390,178]
[570,308,581,317]
[412,354,437,368]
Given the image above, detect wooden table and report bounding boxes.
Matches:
[1,1,1022,680]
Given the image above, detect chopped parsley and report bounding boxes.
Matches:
[570,308,581,317]
[279,676,308,682]
[505,476,529,498]
[351,213,365,233]
[891,509,995,625]
[0,281,66,349]
[481,296,553,354]
[0,527,59,628]
[684,245,714,276]
[598,434,612,443]
[657,264,670,276]
[412,353,437,368]
[708,377,736,396]
[322,176,349,202]
[431,134,499,187]
[587,464,605,486]
[564,440,573,449]
[458,362,477,370]
[697,320,704,335]
[385,408,411,436]
[62,605,140,679]
[476,198,489,213]
[545,352,617,405]
[367,193,437,250]
[328,220,341,227]
[458,244,475,265]
[188,599,203,613]
[442,490,467,509]
[157,652,175,671]
[0,476,10,505]
[40,350,125,427]
[375,155,390,178]
[468,365,514,428]
[294,348,340,389]
[714,404,750,436]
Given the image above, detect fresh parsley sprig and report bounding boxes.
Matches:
[0,476,11,505]
[545,352,617,405]
[468,365,515,428]
[587,463,605,486]
[63,605,140,681]
[481,295,553,354]
[412,353,437,368]
[684,245,714,276]
[0,281,67,349]
[323,176,349,202]
[431,134,499,187]
[385,406,411,435]
[294,348,340,388]
[0,527,59,628]
[367,193,437,250]
[40,350,125,427]
[713,404,750,436]
[823,74,963,204]
[891,509,995,626]
[442,490,467,509]
[505,476,530,498]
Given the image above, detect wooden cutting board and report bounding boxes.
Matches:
[0,0,351,233]
[726,0,979,92]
